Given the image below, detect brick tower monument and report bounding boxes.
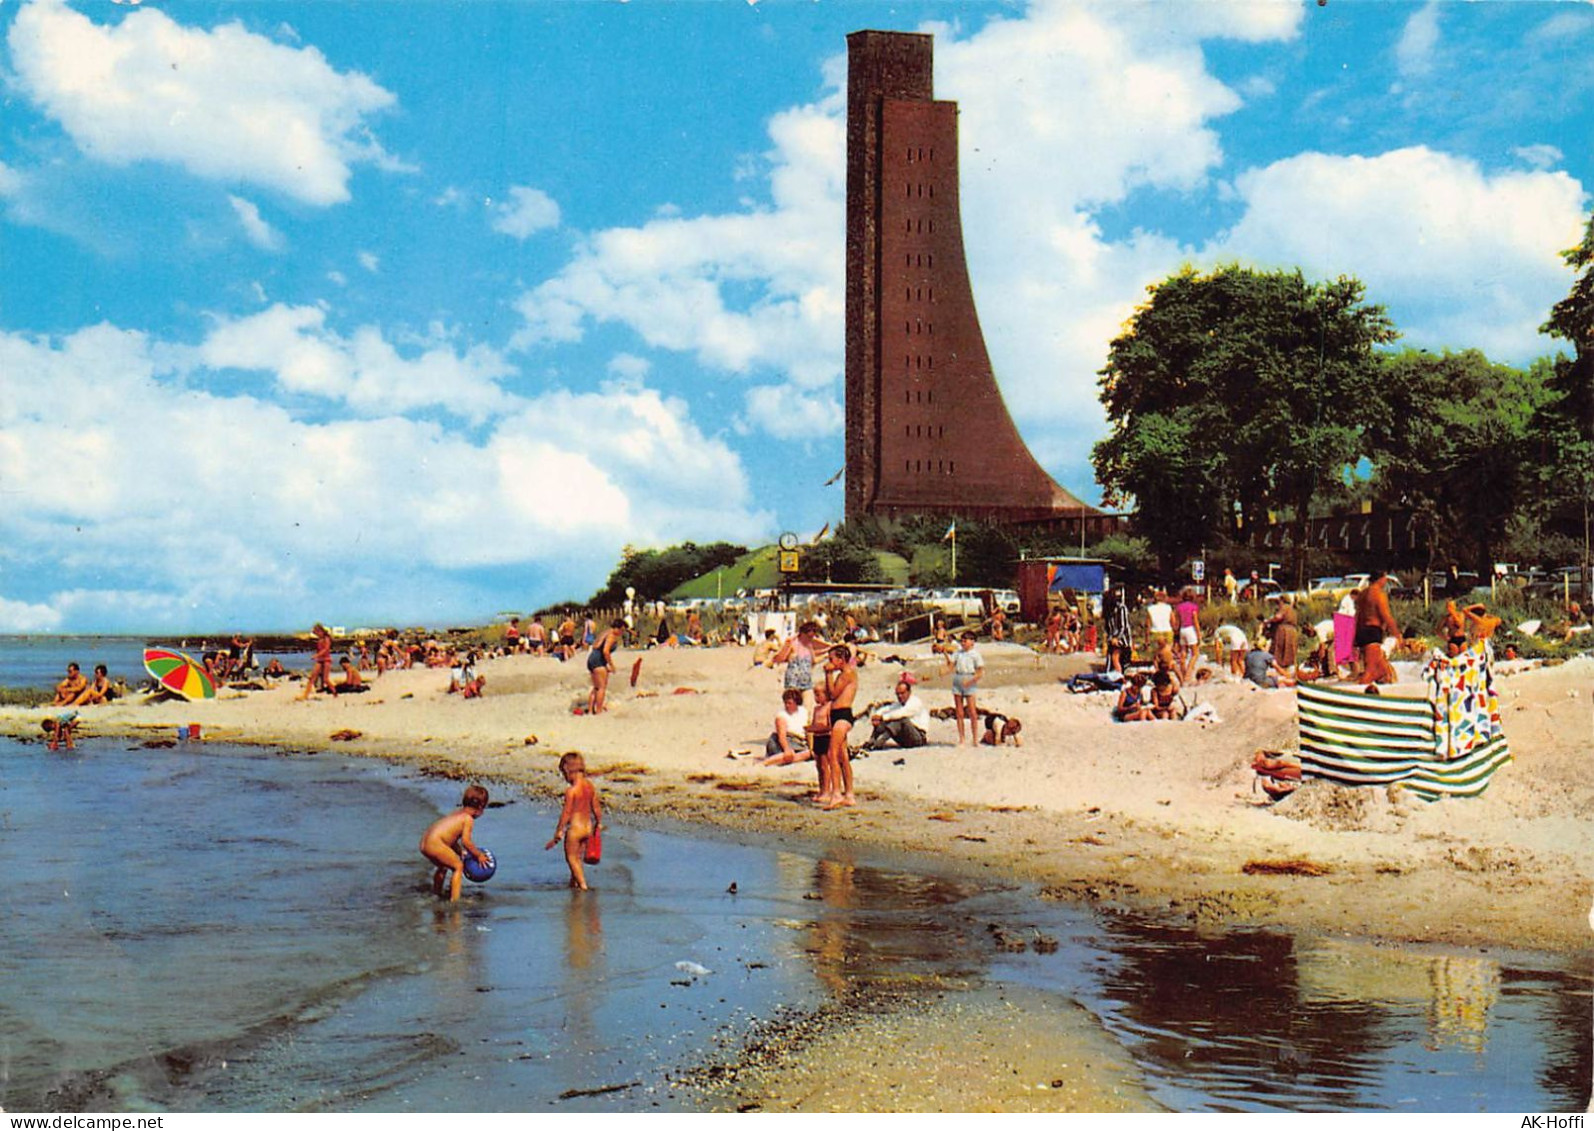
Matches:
[844,30,1102,530]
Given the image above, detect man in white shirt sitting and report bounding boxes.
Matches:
[863,675,930,750]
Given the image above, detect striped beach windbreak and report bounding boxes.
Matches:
[1296,643,1511,800]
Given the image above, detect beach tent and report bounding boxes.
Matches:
[1296,641,1511,800]
[1015,557,1108,622]
[1046,561,1108,594]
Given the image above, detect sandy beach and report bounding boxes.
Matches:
[6,641,1591,1110]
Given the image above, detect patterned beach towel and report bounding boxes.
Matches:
[1423,639,1507,761]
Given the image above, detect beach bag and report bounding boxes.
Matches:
[584,827,602,866]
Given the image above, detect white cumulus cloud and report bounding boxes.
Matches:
[491,185,561,239]
[194,304,517,424]
[8,0,400,206]
[1514,144,1565,171]
[1203,147,1587,359]
[0,160,22,198]
[743,384,843,441]
[0,595,64,633]
[0,320,769,631]
[511,94,846,401]
[505,0,1300,473]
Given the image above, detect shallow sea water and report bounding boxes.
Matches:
[0,634,314,695]
[0,736,1586,1113]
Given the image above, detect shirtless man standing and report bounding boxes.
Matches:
[1355,572,1402,685]
[819,645,859,809]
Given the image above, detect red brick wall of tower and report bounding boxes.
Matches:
[844,30,1099,527]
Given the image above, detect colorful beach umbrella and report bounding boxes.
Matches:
[142,647,217,701]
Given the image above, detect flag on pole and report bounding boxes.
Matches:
[823,467,844,486]
[943,522,957,541]
[813,522,830,543]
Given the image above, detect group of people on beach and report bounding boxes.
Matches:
[42,661,122,749]
[1099,569,1521,718]
[748,619,989,809]
[419,753,602,900]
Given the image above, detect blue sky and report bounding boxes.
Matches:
[2,0,1590,633]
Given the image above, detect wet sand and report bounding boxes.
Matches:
[7,642,1591,1111]
[686,982,1157,1113]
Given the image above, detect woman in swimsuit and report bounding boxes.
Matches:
[586,621,624,714]
[73,664,117,706]
[1114,673,1153,722]
[820,644,859,808]
[773,621,830,703]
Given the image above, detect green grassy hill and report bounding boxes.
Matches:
[667,545,914,598]
[873,549,911,584]
[909,544,951,582]
[668,545,783,599]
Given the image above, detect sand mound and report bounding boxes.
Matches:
[1273,779,1416,834]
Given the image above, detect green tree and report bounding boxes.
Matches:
[1093,265,1397,577]
[589,541,746,605]
[797,525,885,585]
[1535,210,1594,570]
[1367,350,1554,572]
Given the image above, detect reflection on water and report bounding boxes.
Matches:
[733,852,1588,1112]
[557,889,607,1055]
[1060,918,1590,1112]
[797,851,983,1000]
[0,736,1585,1113]
[1295,938,1500,1053]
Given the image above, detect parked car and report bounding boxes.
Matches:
[1306,576,1344,598]
[1332,573,1372,598]
[1526,566,1589,600]
[921,588,981,618]
[990,589,1021,615]
[922,587,1014,619]
[1384,578,1416,601]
